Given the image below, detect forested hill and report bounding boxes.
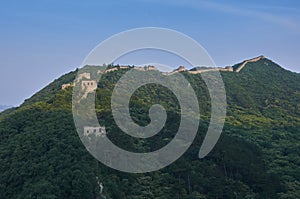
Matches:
[0,57,299,198]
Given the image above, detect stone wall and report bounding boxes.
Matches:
[236,56,265,72]
[84,126,106,137]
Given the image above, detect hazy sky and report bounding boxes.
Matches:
[1,0,300,106]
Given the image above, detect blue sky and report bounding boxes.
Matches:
[0,0,300,106]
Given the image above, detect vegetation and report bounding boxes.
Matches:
[0,58,299,198]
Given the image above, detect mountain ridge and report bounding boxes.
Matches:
[20,56,298,107]
[0,56,299,198]
[92,55,267,75]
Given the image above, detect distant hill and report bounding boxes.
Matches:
[0,57,299,198]
[0,105,12,112]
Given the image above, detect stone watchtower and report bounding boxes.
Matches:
[84,126,106,137]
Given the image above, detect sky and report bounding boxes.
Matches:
[0,0,300,106]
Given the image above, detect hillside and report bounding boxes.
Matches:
[0,105,12,113]
[0,57,299,198]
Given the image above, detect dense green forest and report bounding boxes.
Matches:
[0,57,299,198]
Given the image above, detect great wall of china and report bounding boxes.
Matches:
[96,55,265,75]
[235,55,265,72]
[62,56,265,90]
[169,55,265,75]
